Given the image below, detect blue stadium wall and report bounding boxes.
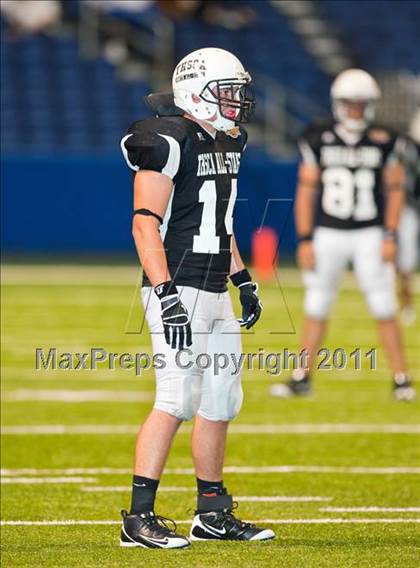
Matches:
[1,153,298,259]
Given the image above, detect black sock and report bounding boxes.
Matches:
[197,478,225,496]
[130,475,159,515]
[196,479,232,513]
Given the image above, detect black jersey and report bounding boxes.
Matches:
[397,135,420,212]
[121,108,247,293]
[299,121,401,230]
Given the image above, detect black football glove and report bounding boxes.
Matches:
[154,281,192,350]
[230,269,263,329]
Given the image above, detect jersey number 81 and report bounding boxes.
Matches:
[321,167,377,221]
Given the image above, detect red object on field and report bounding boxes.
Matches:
[252,227,278,281]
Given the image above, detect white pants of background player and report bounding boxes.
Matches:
[397,205,420,274]
[303,226,397,320]
[141,286,243,422]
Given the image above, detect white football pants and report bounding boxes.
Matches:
[141,286,243,422]
[397,205,420,274]
[303,226,397,320]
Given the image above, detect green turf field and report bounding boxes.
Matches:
[1,264,419,568]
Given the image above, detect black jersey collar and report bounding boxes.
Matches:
[145,92,217,140]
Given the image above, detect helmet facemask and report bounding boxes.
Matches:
[199,77,255,125]
[333,98,376,133]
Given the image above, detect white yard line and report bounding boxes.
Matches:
[229,424,420,434]
[236,496,332,502]
[2,465,420,476]
[4,264,420,290]
[321,507,420,513]
[179,465,420,475]
[1,265,141,285]
[1,369,391,382]
[3,390,153,403]
[1,468,132,476]
[79,487,332,502]
[1,368,153,382]
[2,423,419,435]
[81,486,194,493]
[256,518,420,524]
[1,425,139,435]
[1,477,97,484]
[1,518,420,527]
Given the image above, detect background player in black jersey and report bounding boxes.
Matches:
[271,68,416,402]
[119,47,273,549]
[397,111,420,326]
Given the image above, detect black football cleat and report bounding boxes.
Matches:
[392,374,416,401]
[190,493,275,542]
[120,510,190,549]
[270,370,312,398]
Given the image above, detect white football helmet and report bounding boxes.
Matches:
[331,68,381,133]
[408,108,420,144]
[172,47,255,132]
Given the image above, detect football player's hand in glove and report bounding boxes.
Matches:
[230,269,263,329]
[154,281,192,350]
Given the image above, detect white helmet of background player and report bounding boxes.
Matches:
[408,108,420,144]
[331,68,381,133]
[172,47,255,132]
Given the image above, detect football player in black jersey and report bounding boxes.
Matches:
[271,69,415,402]
[397,111,420,325]
[119,48,273,549]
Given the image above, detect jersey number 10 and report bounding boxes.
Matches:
[193,179,237,254]
[322,167,377,221]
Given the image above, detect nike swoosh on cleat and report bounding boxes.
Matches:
[201,524,227,536]
[143,537,169,546]
[121,525,169,548]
